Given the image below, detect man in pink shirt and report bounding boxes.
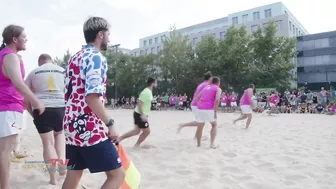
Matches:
[0,25,44,189]
[194,77,222,148]
[177,71,212,133]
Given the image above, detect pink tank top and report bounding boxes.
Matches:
[197,84,218,110]
[240,89,250,106]
[191,81,208,106]
[0,48,25,113]
[220,96,226,102]
[269,95,278,104]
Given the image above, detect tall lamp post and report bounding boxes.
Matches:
[111,44,120,99]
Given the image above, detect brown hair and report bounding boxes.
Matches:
[1,25,24,51]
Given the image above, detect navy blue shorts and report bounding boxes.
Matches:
[66,140,121,173]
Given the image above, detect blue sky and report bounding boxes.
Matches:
[1,0,335,74]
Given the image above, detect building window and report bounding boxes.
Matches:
[275,20,282,31]
[232,17,238,25]
[213,33,216,38]
[155,37,158,44]
[289,21,292,31]
[253,12,260,20]
[251,25,258,32]
[145,49,148,55]
[285,10,287,14]
[161,35,166,41]
[157,46,161,52]
[192,37,197,45]
[134,52,137,56]
[220,32,225,40]
[242,14,248,23]
[296,28,298,36]
[143,40,147,46]
[264,9,272,18]
[263,23,268,28]
[140,50,143,55]
[293,25,295,35]
[151,47,155,53]
[149,39,152,45]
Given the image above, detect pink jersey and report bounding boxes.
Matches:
[169,96,175,104]
[0,48,25,113]
[179,97,183,102]
[240,89,251,106]
[197,84,218,110]
[220,95,226,102]
[269,95,279,104]
[230,95,237,102]
[191,81,208,106]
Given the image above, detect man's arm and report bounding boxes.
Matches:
[137,100,144,115]
[247,88,254,105]
[214,88,222,112]
[84,54,110,124]
[24,72,34,116]
[2,54,41,108]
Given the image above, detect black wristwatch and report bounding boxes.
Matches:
[106,119,114,127]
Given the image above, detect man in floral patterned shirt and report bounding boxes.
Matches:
[62,17,124,189]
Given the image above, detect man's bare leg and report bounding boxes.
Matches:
[101,168,125,189]
[54,131,66,176]
[209,121,217,148]
[118,126,141,143]
[177,121,199,133]
[0,134,17,189]
[134,128,150,148]
[245,114,252,129]
[62,170,83,189]
[233,114,247,125]
[195,124,205,147]
[40,131,58,185]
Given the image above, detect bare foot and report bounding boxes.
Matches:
[197,145,201,147]
[59,169,67,176]
[133,144,140,149]
[233,120,237,125]
[49,180,57,185]
[210,144,218,149]
[177,124,183,133]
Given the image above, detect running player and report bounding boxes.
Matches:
[61,17,124,189]
[233,84,255,129]
[194,77,222,148]
[177,71,212,133]
[25,54,66,185]
[268,91,279,115]
[118,77,156,148]
[0,25,44,189]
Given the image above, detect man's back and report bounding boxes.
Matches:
[26,63,65,107]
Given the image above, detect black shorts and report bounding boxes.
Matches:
[133,111,149,129]
[66,140,121,173]
[33,107,65,134]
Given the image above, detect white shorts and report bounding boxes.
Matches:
[221,102,226,107]
[240,105,252,114]
[270,103,276,107]
[231,102,237,107]
[196,110,216,123]
[179,102,183,105]
[0,111,24,138]
[191,106,198,118]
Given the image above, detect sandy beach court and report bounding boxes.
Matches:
[9,109,336,189]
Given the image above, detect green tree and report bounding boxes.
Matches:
[53,49,71,69]
[159,27,195,96]
[250,21,297,89]
[217,25,253,92]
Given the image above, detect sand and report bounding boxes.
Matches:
[9,109,336,189]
